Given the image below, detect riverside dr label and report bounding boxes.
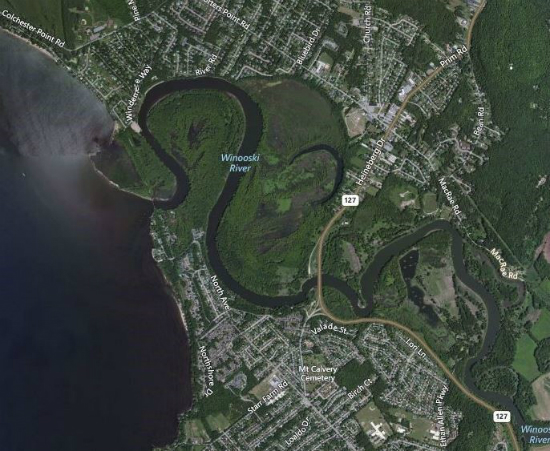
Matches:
[125,65,152,124]
[2,10,65,48]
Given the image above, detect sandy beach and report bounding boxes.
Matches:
[1,28,58,61]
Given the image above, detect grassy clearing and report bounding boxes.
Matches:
[205,413,230,433]
[183,419,209,444]
[531,373,550,421]
[422,192,438,214]
[513,334,540,382]
[89,0,131,22]
[532,309,550,341]
[355,402,392,438]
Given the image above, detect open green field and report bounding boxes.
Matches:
[421,192,438,214]
[468,0,550,264]
[205,413,230,433]
[375,0,461,45]
[217,79,345,296]
[532,309,550,341]
[183,419,210,444]
[250,374,277,400]
[355,402,392,440]
[513,334,540,382]
[187,384,249,439]
[387,180,419,211]
[89,0,131,22]
[531,373,550,421]
[388,408,436,444]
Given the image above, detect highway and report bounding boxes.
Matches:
[314,3,522,450]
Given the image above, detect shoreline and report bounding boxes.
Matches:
[89,154,155,203]
[88,124,174,205]
[88,146,188,334]
[0,28,57,62]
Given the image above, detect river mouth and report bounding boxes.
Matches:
[0,31,190,451]
[138,77,352,307]
[139,76,526,441]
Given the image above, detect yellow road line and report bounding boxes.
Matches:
[315,2,521,450]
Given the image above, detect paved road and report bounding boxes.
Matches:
[315,3,521,450]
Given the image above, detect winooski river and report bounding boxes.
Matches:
[0,31,190,451]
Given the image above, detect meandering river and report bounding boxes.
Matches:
[138,76,525,437]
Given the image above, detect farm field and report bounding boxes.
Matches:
[531,309,550,341]
[531,373,550,421]
[513,334,540,382]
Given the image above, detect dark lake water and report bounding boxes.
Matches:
[0,31,190,451]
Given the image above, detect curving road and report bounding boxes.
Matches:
[315,2,521,450]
